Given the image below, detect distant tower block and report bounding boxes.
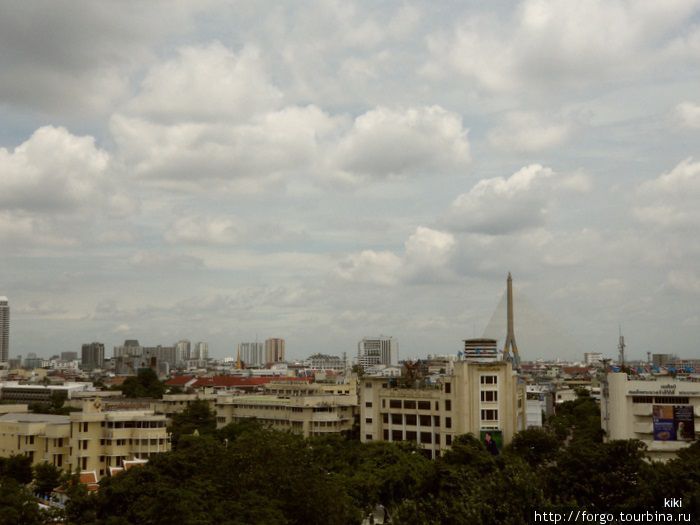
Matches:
[502,273,520,369]
[618,328,626,366]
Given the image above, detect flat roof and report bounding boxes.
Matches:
[0,413,70,424]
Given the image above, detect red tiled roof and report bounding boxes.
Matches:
[165,375,195,386]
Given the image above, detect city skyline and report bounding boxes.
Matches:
[2,2,700,362]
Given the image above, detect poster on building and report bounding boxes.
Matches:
[674,405,695,441]
[652,405,676,441]
[480,430,502,455]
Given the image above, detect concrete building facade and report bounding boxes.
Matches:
[0,296,8,363]
[358,336,398,369]
[81,342,105,371]
[265,338,285,365]
[601,372,700,461]
[360,359,526,458]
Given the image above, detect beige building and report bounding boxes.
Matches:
[360,359,526,458]
[0,402,170,479]
[215,391,357,438]
[601,372,700,461]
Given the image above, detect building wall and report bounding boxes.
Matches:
[360,360,526,458]
[0,297,8,363]
[601,372,700,461]
[265,338,285,365]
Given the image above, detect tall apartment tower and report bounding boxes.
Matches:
[358,336,398,369]
[81,342,105,371]
[194,342,209,360]
[265,338,285,365]
[238,342,264,367]
[0,297,8,363]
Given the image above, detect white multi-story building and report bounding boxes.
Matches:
[601,372,700,461]
[238,342,264,368]
[358,336,398,369]
[584,352,604,366]
[0,297,9,363]
[194,342,208,360]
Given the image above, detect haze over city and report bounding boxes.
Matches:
[2,1,700,361]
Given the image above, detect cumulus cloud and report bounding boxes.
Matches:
[125,43,283,123]
[675,102,700,129]
[332,106,470,179]
[337,226,456,286]
[488,111,572,152]
[165,216,242,245]
[425,0,700,94]
[634,158,700,229]
[0,126,110,212]
[442,164,557,234]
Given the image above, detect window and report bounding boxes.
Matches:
[434,433,441,445]
[654,396,689,404]
[81,457,88,470]
[365,418,373,424]
[480,375,497,385]
[391,414,402,425]
[445,417,452,429]
[445,400,451,411]
[446,435,452,446]
[391,430,403,441]
[420,432,432,444]
[389,399,402,409]
[420,415,431,426]
[418,401,431,410]
[83,422,89,432]
[481,409,498,421]
[405,414,417,426]
[365,402,373,408]
[365,382,373,388]
[433,416,440,427]
[632,396,653,404]
[365,434,373,440]
[481,391,498,402]
[406,431,417,441]
[382,413,389,424]
[404,400,416,409]
[382,399,386,408]
[383,430,389,440]
[445,382,451,394]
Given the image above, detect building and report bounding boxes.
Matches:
[360,359,526,458]
[304,353,346,372]
[193,342,208,360]
[525,385,554,428]
[358,336,398,369]
[265,338,285,365]
[0,403,170,479]
[175,340,191,363]
[601,372,700,461]
[61,351,78,362]
[82,342,105,371]
[0,381,92,404]
[584,352,603,366]
[0,296,8,363]
[238,342,264,368]
[215,391,357,438]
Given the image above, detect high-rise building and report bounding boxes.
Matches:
[175,340,191,364]
[194,342,208,361]
[0,297,9,363]
[358,336,398,369]
[81,342,105,371]
[61,351,78,362]
[265,338,285,365]
[238,342,264,368]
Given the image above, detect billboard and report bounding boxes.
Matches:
[653,405,696,441]
[480,430,503,455]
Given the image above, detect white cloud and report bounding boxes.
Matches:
[333,106,470,179]
[442,164,557,235]
[126,43,283,123]
[165,216,242,245]
[635,158,700,229]
[675,102,700,128]
[0,126,110,212]
[337,226,456,286]
[425,0,700,94]
[488,111,572,152]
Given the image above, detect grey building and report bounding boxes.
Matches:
[0,297,9,363]
[81,342,105,371]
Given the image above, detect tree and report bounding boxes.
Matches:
[33,462,62,498]
[120,368,165,399]
[170,399,217,447]
[506,428,560,468]
[0,454,33,484]
[0,477,45,525]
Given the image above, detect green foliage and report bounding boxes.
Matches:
[29,391,80,415]
[0,454,33,484]
[169,399,217,447]
[505,427,560,467]
[119,368,165,399]
[547,396,603,443]
[0,477,45,525]
[33,461,63,497]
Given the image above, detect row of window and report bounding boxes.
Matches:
[375,413,453,428]
[379,429,454,446]
[631,396,690,404]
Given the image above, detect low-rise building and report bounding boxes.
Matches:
[601,372,700,461]
[360,359,526,458]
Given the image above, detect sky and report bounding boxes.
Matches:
[1,0,699,362]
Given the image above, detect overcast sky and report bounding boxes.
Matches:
[1,1,699,362]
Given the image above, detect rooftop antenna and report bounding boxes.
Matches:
[502,272,520,370]
[617,326,626,366]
